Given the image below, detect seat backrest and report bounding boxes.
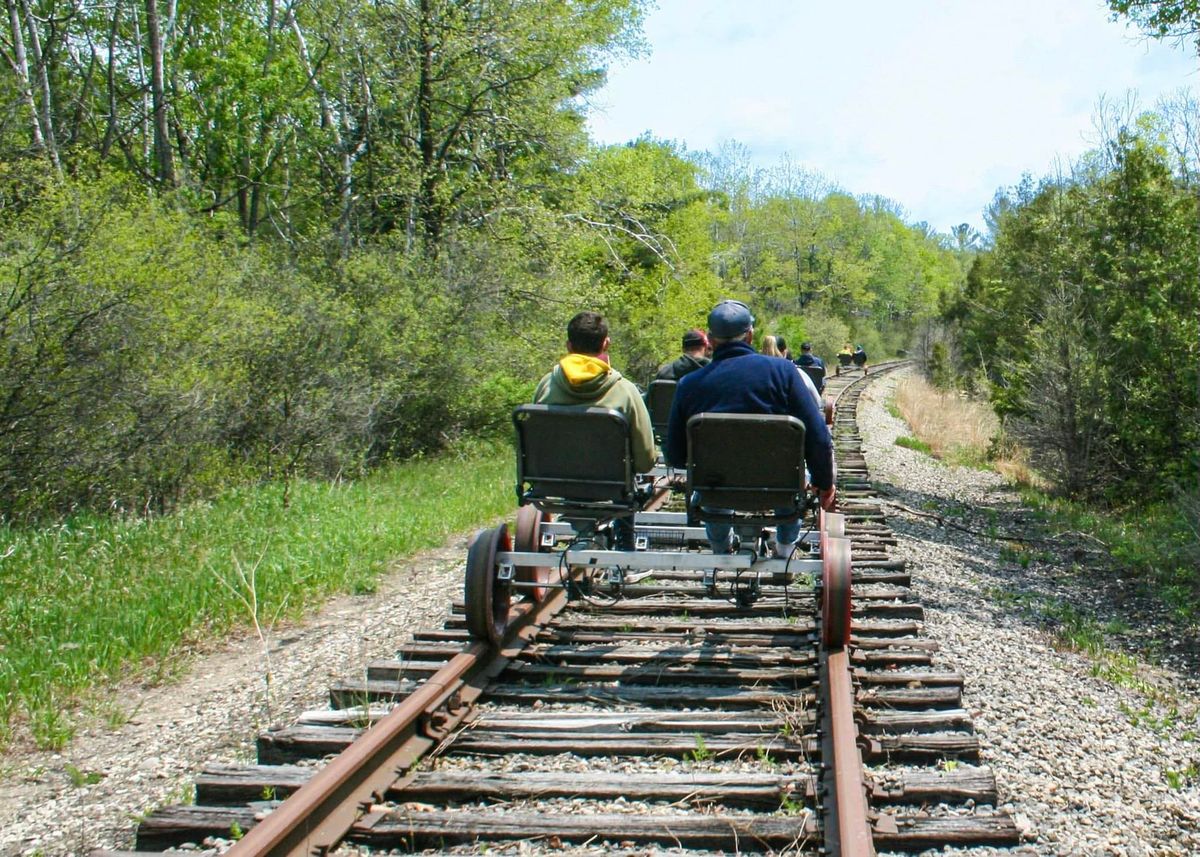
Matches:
[685,413,807,512]
[645,380,677,444]
[800,363,825,390]
[513,404,636,509]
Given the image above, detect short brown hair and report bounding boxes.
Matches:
[567,311,608,354]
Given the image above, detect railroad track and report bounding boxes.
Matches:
[115,361,1023,856]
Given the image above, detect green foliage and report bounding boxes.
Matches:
[894,436,933,455]
[696,151,958,363]
[1108,0,1200,52]
[1022,487,1200,620]
[689,733,713,762]
[943,115,1199,501]
[928,342,953,389]
[65,764,103,788]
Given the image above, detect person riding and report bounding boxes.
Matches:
[795,341,826,393]
[655,328,711,381]
[760,335,784,358]
[763,335,821,408]
[664,300,836,558]
[852,344,868,374]
[534,311,655,548]
[837,342,854,368]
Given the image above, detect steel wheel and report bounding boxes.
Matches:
[821,536,853,650]
[465,524,513,645]
[824,397,835,426]
[823,510,845,539]
[514,505,552,602]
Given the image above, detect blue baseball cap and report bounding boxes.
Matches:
[707,300,755,338]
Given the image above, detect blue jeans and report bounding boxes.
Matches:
[704,509,801,553]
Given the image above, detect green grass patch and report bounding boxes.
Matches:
[0,439,514,749]
[1019,489,1200,622]
[893,435,932,455]
[985,585,1191,720]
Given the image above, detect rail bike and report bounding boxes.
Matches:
[462,402,853,651]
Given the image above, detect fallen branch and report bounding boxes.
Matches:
[879,500,1108,550]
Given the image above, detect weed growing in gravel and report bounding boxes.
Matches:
[65,763,102,787]
[1163,765,1198,790]
[0,440,513,748]
[779,794,807,815]
[689,734,712,762]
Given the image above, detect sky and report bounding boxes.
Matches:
[584,0,1199,235]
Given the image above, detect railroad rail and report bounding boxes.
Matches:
[109,360,1023,856]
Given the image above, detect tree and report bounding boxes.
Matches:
[1109,0,1200,52]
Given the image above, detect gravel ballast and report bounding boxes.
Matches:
[860,368,1199,857]
[1,365,1197,856]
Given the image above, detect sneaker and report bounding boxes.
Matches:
[773,540,797,559]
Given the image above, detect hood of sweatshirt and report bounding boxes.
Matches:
[547,353,622,401]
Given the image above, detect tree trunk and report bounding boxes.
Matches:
[145,0,175,186]
[6,0,43,152]
[416,0,442,254]
[99,0,121,159]
[16,0,60,173]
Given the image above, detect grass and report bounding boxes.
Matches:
[893,435,932,455]
[0,439,514,750]
[892,375,1039,482]
[893,371,1198,642]
[1019,488,1200,622]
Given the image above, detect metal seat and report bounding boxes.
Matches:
[513,404,641,521]
[799,363,826,392]
[645,380,677,446]
[685,413,808,528]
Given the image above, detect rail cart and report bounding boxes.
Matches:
[463,404,852,650]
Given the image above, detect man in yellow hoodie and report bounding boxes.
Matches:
[533,312,655,551]
[533,311,656,474]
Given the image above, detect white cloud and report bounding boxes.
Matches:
[588,0,1199,233]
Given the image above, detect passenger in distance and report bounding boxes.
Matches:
[762,335,821,410]
[837,342,854,372]
[795,342,827,393]
[852,344,868,375]
[664,300,836,558]
[655,328,711,381]
[533,311,655,549]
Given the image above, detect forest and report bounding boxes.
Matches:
[0,0,1195,527]
[1,0,961,522]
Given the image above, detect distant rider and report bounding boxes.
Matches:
[794,342,826,393]
[655,328,711,381]
[852,345,868,375]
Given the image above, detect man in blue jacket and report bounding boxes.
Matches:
[665,300,836,557]
[794,341,827,393]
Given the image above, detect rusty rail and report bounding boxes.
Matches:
[226,482,678,857]
[226,592,565,857]
[818,362,906,856]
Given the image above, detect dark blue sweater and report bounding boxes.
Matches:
[664,341,834,489]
